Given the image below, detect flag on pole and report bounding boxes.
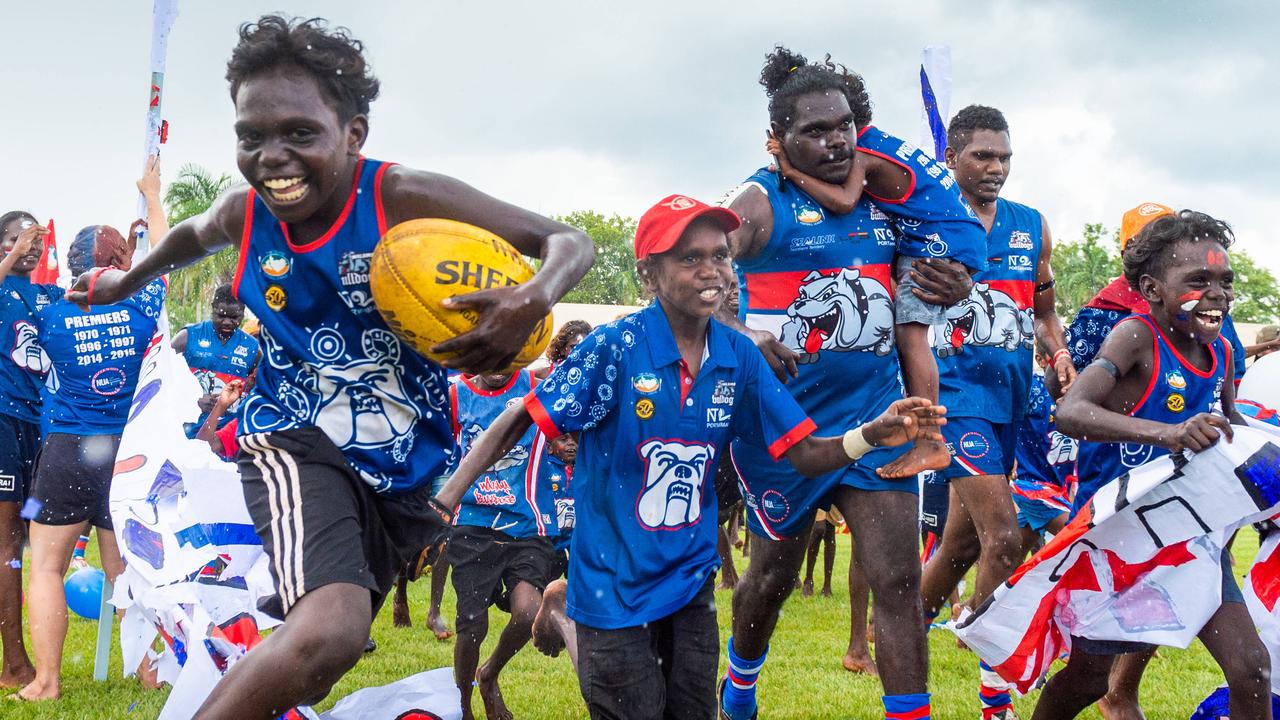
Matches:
[952,423,1280,692]
[30,218,64,286]
[919,46,952,160]
[136,0,180,256]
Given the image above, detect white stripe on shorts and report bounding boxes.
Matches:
[242,433,307,610]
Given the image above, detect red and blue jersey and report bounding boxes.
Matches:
[525,301,814,629]
[183,320,258,393]
[232,157,454,494]
[1073,314,1229,513]
[451,370,555,539]
[856,126,988,272]
[0,275,63,423]
[544,454,574,552]
[1012,374,1075,511]
[934,197,1042,422]
[35,279,166,436]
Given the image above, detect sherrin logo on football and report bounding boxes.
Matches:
[369,218,553,371]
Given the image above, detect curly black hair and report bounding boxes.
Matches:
[547,320,592,365]
[226,15,380,123]
[760,46,872,131]
[1123,210,1234,289]
[946,104,1009,152]
[212,283,242,308]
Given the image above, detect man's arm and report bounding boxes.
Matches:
[434,401,534,508]
[1032,216,1075,393]
[783,397,946,477]
[0,223,49,285]
[768,136,865,215]
[171,328,189,354]
[1057,325,1231,451]
[715,184,800,381]
[380,168,594,373]
[67,187,247,305]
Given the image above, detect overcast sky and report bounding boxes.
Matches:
[3,1,1277,278]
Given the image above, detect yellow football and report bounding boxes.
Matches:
[370,218,553,369]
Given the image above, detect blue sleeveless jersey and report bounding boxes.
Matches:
[733,168,904,433]
[0,276,63,423]
[35,279,166,436]
[232,157,454,494]
[451,371,556,538]
[1012,374,1076,491]
[1074,315,1229,512]
[1068,302,1246,383]
[856,126,988,272]
[934,197,1041,422]
[183,320,258,392]
[544,454,574,552]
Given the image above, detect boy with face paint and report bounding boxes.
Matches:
[0,212,57,690]
[172,283,260,438]
[434,194,947,720]
[67,16,593,718]
[1036,210,1271,720]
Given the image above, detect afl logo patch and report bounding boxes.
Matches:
[264,285,288,312]
[959,431,989,459]
[1166,393,1185,413]
[635,398,655,420]
[760,489,791,523]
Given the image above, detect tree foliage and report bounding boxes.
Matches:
[163,164,238,328]
[1049,222,1280,324]
[553,211,643,306]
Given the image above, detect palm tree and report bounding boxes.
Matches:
[163,164,238,328]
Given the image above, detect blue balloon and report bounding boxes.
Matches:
[65,567,105,620]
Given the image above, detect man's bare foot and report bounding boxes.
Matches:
[427,611,454,641]
[842,649,878,676]
[1097,693,1146,720]
[477,662,513,720]
[0,665,35,690]
[877,440,951,478]
[802,578,815,597]
[13,678,58,701]
[821,585,832,598]
[533,580,568,658]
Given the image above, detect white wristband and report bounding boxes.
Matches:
[842,426,873,461]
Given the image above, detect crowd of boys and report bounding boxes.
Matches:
[0,14,1276,720]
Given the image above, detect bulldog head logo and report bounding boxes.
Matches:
[777,268,894,363]
[933,282,1034,357]
[10,321,50,375]
[635,439,714,529]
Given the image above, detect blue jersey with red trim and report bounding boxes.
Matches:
[452,371,556,538]
[934,197,1042,422]
[0,275,63,423]
[233,157,454,494]
[856,126,988,272]
[1012,374,1076,500]
[1074,315,1229,511]
[525,301,814,629]
[183,321,258,393]
[733,168,903,434]
[35,279,166,436]
[545,455,574,552]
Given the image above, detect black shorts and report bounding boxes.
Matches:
[547,547,570,582]
[31,433,120,529]
[238,426,438,618]
[0,413,40,504]
[448,525,554,631]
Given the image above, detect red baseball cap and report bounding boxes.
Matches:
[634,194,741,260]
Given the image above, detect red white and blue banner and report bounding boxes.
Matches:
[952,423,1280,692]
[919,45,952,161]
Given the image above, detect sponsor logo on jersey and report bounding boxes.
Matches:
[1166,371,1187,390]
[338,251,373,288]
[632,373,660,394]
[760,489,791,523]
[635,398,654,420]
[1166,393,1185,413]
[869,205,889,221]
[264,285,287,312]
[198,338,212,348]
[794,202,824,225]
[1009,231,1033,250]
[0,474,14,493]
[706,407,732,428]
[260,251,291,279]
[712,380,736,405]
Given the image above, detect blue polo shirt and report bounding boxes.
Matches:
[526,301,815,629]
[0,276,64,423]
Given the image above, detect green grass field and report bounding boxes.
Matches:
[6,531,1252,719]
